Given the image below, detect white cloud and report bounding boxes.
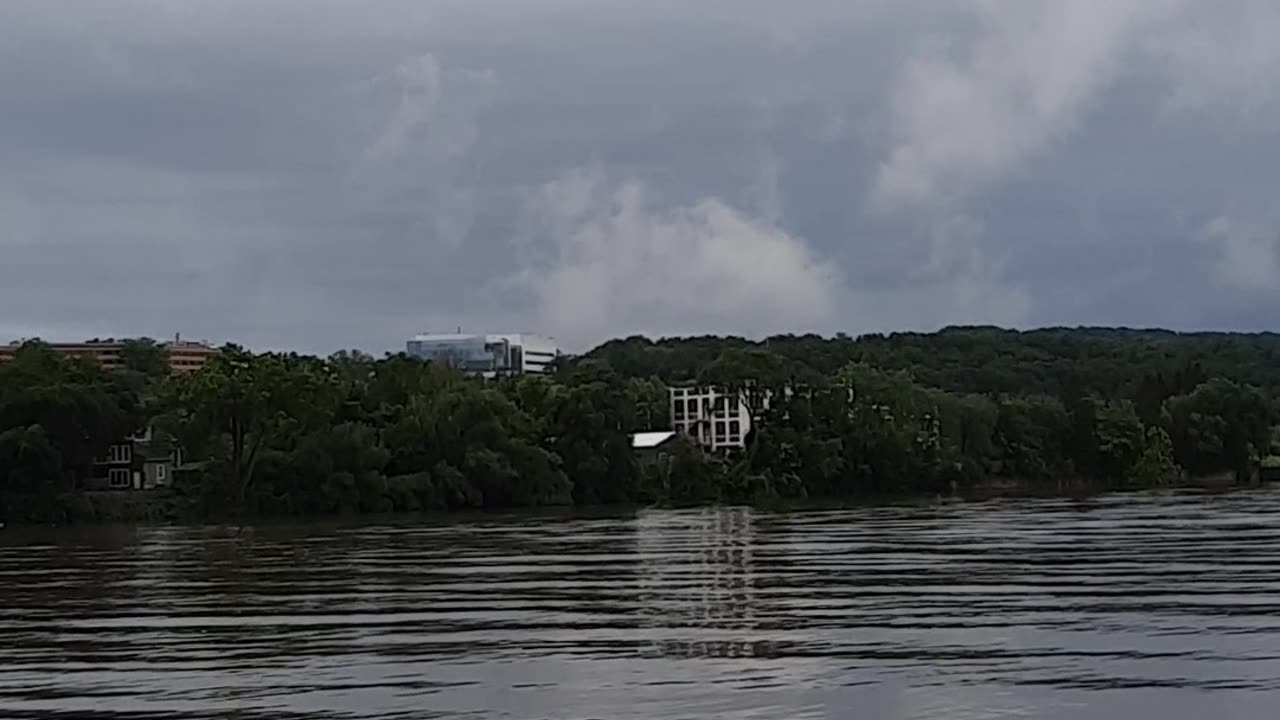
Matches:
[870,0,1280,212]
[361,55,446,164]
[873,0,1158,212]
[1200,216,1280,293]
[352,53,498,248]
[862,0,1280,329]
[359,54,497,167]
[513,169,839,349]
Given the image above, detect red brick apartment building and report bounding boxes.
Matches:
[0,338,218,374]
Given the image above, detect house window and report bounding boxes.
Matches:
[156,465,167,482]
[108,468,131,488]
[674,398,685,419]
[728,394,739,413]
[729,420,741,436]
[108,444,132,463]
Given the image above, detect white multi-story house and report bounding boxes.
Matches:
[669,385,754,452]
[87,424,182,491]
[406,333,559,377]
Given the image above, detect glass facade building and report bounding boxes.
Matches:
[405,333,556,376]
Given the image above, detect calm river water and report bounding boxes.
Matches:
[4,491,1280,719]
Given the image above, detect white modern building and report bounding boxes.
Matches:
[669,385,754,452]
[405,333,560,376]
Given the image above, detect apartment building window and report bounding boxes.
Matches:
[107,444,132,463]
[108,468,131,488]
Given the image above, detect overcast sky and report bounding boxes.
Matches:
[3,1,1279,353]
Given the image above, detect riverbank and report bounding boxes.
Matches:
[4,472,1272,526]
[2,489,178,525]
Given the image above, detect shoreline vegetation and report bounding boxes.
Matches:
[2,326,1278,524]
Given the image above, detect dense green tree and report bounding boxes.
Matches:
[0,342,139,483]
[164,346,341,512]
[1131,426,1180,487]
[0,342,142,521]
[991,396,1071,484]
[1163,379,1271,478]
[583,327,1280,402]
[120,338,171,381]
[930,391,998,472]
[1094,401,1145,483]
[626,377,670,431]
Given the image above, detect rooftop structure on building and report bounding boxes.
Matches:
[0,336,218,374]
[631,430,678,449]
[406,332,559,376]
[630,430,680,467]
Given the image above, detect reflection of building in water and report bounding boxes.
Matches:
[129,526,185,589]
[634,507,765,658]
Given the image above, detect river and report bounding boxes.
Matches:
[3,490,1280,718]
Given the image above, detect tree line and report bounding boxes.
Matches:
[2,327,1278,522]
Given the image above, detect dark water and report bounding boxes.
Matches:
[4,492,1280,719]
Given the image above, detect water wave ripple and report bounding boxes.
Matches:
[4,490,1280,718]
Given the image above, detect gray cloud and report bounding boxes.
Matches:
[2,1,1279,354]
[1200,216,1280,293]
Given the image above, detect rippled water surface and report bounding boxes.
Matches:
[5,491,1280,719]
